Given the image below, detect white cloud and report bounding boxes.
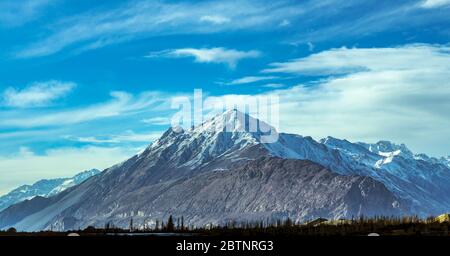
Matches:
[279,19,290,27]
[200,15,230,24]
[0,90,167,128]
[226,76,278,85]
[18,146,34,158]
[0,0,52,27]
[112,130,161,142]
[141,116,171,125]
[16,0,303,58]
[274,44,450,157]
[290,1,449,45]
[147,47,261,68]
[65,130,162,144]
[263,44,450,75]
[420,0,450,8]
[64,136,120,144]
[2,80,76,108]
[208,44,450,157]
[307,42,315,51]
[0,145,137,195]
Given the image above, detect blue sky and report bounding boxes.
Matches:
[0,0,450,193]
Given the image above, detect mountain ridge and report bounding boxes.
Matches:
[0,169,100,212]
[0,110,448,231]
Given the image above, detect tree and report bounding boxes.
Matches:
[84,226,96,232]
[155,219,160,231]
[143,218,149,231]
[285,217,293,227]
[167,215,175,232]
[129,218,134,231]
[6,227,16,233]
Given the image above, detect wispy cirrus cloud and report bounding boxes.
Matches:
[15,0,302,58]
[290,0,450,44]
[10,0,450,58]
[141,116,171,125]
[199,15,231,24]
[278,19,291,27]
[64,130,162,144]
[146,47,261,68]
[2,80,75,108]
[0,0,53,27]
[262,44,450,75]
[420,0,450,8]
[0,90,167,128]
[225,76,279,85]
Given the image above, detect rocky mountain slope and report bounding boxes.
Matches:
[0,110,448,231]
[265,134,450,214]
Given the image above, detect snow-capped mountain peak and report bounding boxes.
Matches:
[142,109,279,170]
[189,109,277,138]
[1,111,449,231]
[360,140,414,158]
[320,136,368,155]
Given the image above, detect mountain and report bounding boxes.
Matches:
[265,134,450,215]
[0,169,100,212]
[323,138,450,214]
[440,156,450,168]
[0,110,448,231]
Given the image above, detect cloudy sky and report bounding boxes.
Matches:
[0,0,449,194]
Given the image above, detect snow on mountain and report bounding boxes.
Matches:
[137,109,272,172]
[359,140,414,158]
[374,150,401,168]
[180,113,450,215]
[268,135,450,215]
[0,169,100,212]
[440,156,450,168]
[0,110,448,231]
[46,169,101,197]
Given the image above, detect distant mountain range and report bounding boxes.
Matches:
[0,169,100,212]
[0,110,449,231]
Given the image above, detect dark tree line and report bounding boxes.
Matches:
[2,215,449,236]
